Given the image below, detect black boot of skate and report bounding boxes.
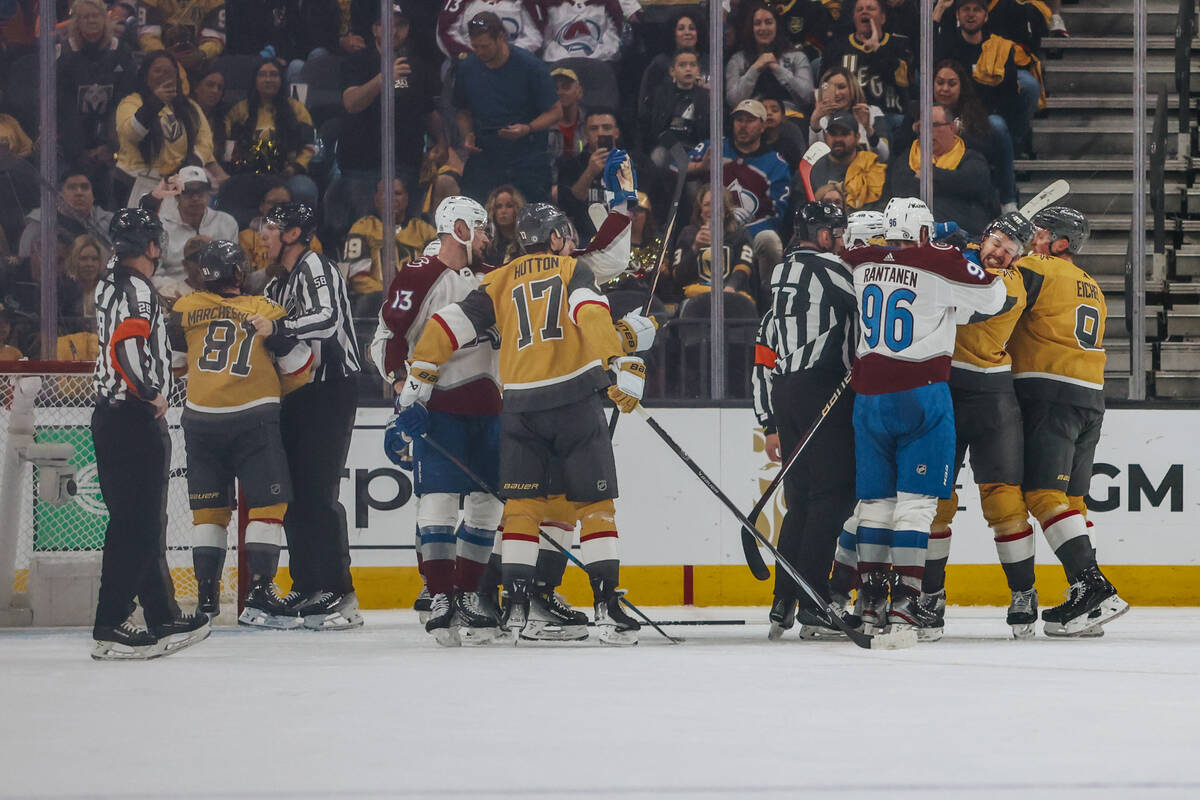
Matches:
[522,584,589,642]
[859,570,891,634]
[911,589,945,642]
[500,579,530,639]
[91,619,163,661]
[456,590,501,644]
[413,585,432,624]
[196,577,220,619]
[1007,588,1038,639]
[147,613,212,656]
[768,596,797,641]
[425,592,460,647]
[239,581,303,629]
[1042,566,1128,636]
[592,579,640,646]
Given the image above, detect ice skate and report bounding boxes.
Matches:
[456,591,501,645]
[886,587,925,638]
[239,582,303,630]
[594,590,639,646]
[148,613,212,655]
[1042,567,1128,636]
[299,591,364,630]
[196,577,220,619]
[521,587,589,642]
[414,585,432,624]
[425,592,460,647]
[859,571,890,634]
[1007,588,1038,639]
[796,605,847,640]
[500,587,529,643]
[767,596,796,641]
[91,619,164,661]
[913,590,945,642]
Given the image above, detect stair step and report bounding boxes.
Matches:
[1098,275,1163,293]
[1045,35,1191,49]
[1045,61,1198,93]
[1152,372,1200,398]
[1014,158,1190,172]
[1062,4,1194,37]
[1046,94,1186,110]
[1165,311,1200,338]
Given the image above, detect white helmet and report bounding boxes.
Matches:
[845,210,885,247]
[422,238,442,257]
[883,197,934,243]
[435,195,487,261]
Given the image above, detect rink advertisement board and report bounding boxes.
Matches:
[306,407,1200,607]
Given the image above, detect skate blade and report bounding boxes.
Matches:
[798,625,848,641]
[597,627,639,646]
[767,621,789,641]
[91,640,166,661]
[1044,621,1104,638]
[238,609,304,630]
[156,624,211,655]
[432,627,462,647]
[1061,595,1130,634]
[1010,622,1036,640]
[915,626,943,643]
[460,626,500,645]
[868,627,918,650]
[520,621,588,642]
[303,611,364,631]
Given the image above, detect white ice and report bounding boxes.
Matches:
[3,607,1199,800]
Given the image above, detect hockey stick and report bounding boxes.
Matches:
[797,141,831,202]
[1019,179,1070,219]
[739,372,853,575]
[633,406,916,650]
[417,432,682,645]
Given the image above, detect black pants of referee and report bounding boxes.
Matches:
[280,375,358,596]
[92,400,180,629]
[770,369,856,604]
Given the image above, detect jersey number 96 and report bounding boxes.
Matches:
[861,285,916,352]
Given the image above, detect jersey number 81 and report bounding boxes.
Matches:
[861,285,916,352]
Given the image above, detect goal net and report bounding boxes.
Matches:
[0,361,240,623]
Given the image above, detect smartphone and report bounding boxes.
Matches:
[597,134,615,150]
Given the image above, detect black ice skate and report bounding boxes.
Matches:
[594,590,640,646]
[912,589,945,642]
[796,604,848,640]
[859,570,891,634]
[413,584,432,624]
[1007,588,1038,639]
[299,591,364,631]
[1042,567,1128,636]
[768,596,797,641]
[521,587,589,642]
[239,582,303,630]
[91,619,163,661]
[456,591,501,645]
[500,585,530,641]
[425,592,460,647]
[147,613,212,655]
[196,577,220,619]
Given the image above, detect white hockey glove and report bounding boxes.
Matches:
[607,356,646,414]
[397,360,439,409]
[614,311,658,354]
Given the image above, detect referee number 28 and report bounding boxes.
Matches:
[861,285,916,352]
[512,276,564,350]
[198,319,254,376]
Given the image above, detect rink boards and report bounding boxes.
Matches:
[282,406,1200,608]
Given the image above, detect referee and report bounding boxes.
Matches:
[91,208,210,660]
[252,202,363,630]
[752,202,857,640]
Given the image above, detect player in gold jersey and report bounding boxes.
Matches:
[1010,207,1128,636]
[170,241,312,627]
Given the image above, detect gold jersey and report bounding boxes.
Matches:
[172,292,311,418]
[341,215,437,295]
[950,267,1027,391]
[1010,254,1106,408]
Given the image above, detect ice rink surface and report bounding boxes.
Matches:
[3,606,1199,800]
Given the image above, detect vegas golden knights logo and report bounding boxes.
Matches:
[752,428,787,546]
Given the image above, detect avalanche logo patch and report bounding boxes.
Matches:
[726,178,761,225]
[555,18,602,56]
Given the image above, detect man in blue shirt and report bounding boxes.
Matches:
[453,12,562,203]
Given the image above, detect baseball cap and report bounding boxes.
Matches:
[824,110,858,133]
[551,67,580,84]
[732,99,767,121]
[468,11,504,37]
[178,165,211,191]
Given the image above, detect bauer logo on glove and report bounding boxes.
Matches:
[608,356,647,414]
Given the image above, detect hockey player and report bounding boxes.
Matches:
[842,197,1005,633]
[373,196,505,647]
[753,201,857,640]
[171,240,312,629]
[1010,206,1128,636]
[395,150,651,645]
[844,210,885,248]
[917,211,1040,641]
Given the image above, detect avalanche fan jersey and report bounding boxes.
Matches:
[1010,254,1106,409]
[437,0,543,61]
[171,293,311,419]
[844,243,1005,395]
[950,266,1027,392]
[413,213,632,413]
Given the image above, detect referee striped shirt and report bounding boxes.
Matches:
[94,257,170,403]
[753,248,857,432]
[265,248,361,382]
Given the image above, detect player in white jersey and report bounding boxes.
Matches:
[840,198,1005,633]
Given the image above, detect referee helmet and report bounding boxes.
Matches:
[109,208,165,259]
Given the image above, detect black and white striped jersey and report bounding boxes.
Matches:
[265,248,361,382]
[753,248,857,432]
[94,257,171,403]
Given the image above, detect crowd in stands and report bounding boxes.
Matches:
[0,0,1064,382]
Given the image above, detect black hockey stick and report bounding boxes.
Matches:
[633,406,916,650]
[418,432,682,645]
[740,372,852,572]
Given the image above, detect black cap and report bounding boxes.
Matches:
[468,11,504,38]
[824,110,857,134]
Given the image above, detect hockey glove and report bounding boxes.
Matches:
[382,416,415,469]
[614,310,658,354]
[394,402,430,441]
[607,356,647,414]
[603,148,638,209]
[397,360,439,409]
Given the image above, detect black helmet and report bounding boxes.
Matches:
[109,208,165,258]
[266,201,317,244]
[1032,206,1089,254]
[516,202,576,253]
[197,240,245,290]
[791,201,847,250]
[984,211,1035,254]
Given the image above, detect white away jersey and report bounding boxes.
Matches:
[437,0,543,61]
[843,242,1004,395]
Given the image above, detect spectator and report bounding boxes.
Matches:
[0,305,23,360]
[482,184,526,265]
[18,169,114,261]
[772,0,835,63]
[887,103,997,236]
[548,67,586,183]
[688,99,791,286]
[673,183,755,302]
[627,190,662,280]
[63,234,106,324]
[224,58,319,207]
[57,0,137,211]
[0,113,34,159]
[137,0,226,74]
[224,0,342,66]
[540,0,627,63]
[0,233,83,351]
[809,65,889,161]
[638,9,709,113]
[639,47,710,168]
[57,323,101,362]
[109,1,141,52]
[0,141,39,249]
[455,11,561,203]
[114,50,216,203]
[190,63,230,178]
[725,2,814,113]
[239,181,325,278]
[341,175,436,305]
[822,0,913,122]
[159,233,211,302]
[814,181,846,209]
[333,2,443,236]
[150,165,239,294]
[437,0,543,62]
[760,94,807,174]
[982,0,1050,54]
[801,110,886,211]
